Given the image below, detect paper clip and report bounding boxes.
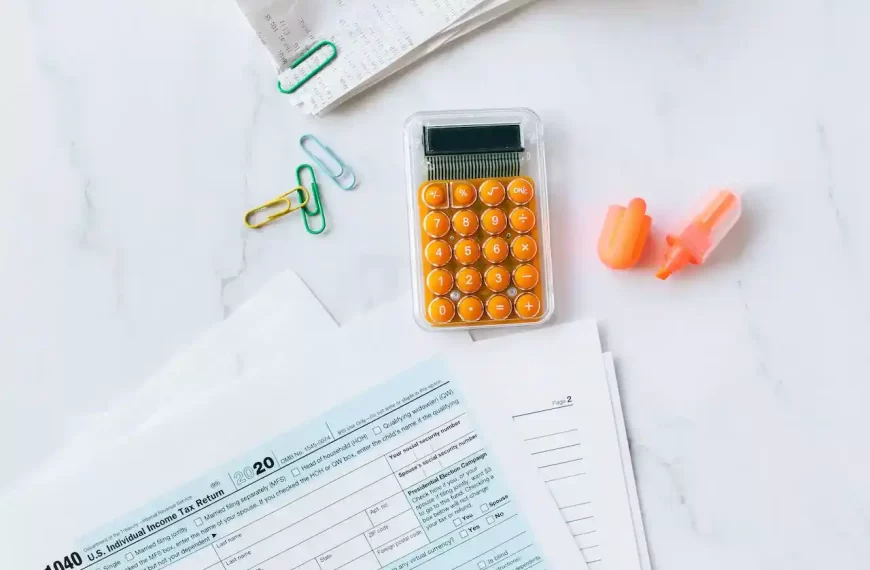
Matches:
[244,186,310,229]
[300,134,357,190]
[277,41,338,95]
[296,164,326,235]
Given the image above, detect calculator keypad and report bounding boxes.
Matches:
[417,177,547,327]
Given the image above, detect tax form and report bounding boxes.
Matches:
[2,336,584,570]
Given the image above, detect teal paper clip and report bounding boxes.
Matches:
[277,41,338,95]
[300,134,357,191]
[296,164,326,235]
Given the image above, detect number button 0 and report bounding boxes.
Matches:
[456,267,482,294]
[452,210,479,237]
[428,298,455,324]
[483,237,509,264]
[452,182,477,207]
[481,208,508,234]
[425,239,452,266]
[426,268,453,296]
[479,180,506,206]
[422,183,448,208]
[423,211,450,238]
[507,178,535,204]
[484,265,511,292]
[454,238,481,265]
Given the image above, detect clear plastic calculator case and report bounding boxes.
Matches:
[404,108,555,331]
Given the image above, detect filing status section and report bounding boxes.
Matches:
[69,363,546,570]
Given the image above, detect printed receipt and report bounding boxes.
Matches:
[64,362,561,570]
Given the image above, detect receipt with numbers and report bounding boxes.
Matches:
[2,355,585,570]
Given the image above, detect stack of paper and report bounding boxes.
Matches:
[2,271,650,570]
[234,0,537,115]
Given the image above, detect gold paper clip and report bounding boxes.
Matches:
[244,186,310,229]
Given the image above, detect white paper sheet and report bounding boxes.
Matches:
[310,0,538,114]
[233,0,539,114]
[2,300,583,570]
[462,321,648,570]
[38,271,339,479]
[236,0,486,114]
[603,353,652,570]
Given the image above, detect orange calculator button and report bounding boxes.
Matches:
[483,237,509,264]
[486,294,512,320]
[456,267,482,294]
[512,264,539,290]
[454,239,481,265]
[457,296,484,322]
[425,239,452,266]
[452,210,479,236]
[479,180,506,206]
[481,208,508,234]
[428,298,455,324]
[484,265,511,292]
[452,182,477,207]
[515,293,542,318]
[508,179,535,204]
[422,211,450,238]
[509,207,536,233]
[426,268,453,296]
[422,183,448,208]
[511,235,538,262]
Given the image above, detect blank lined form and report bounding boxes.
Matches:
[467,319,648,570]
[513,403,602,565]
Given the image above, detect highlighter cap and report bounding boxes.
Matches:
[598,198,652,269]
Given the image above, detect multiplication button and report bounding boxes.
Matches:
[510,235,537,262]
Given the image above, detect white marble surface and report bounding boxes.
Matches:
[2,0,870,567]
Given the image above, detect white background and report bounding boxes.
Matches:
[1,0,869,568]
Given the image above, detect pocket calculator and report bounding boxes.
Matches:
[405,109,554,331]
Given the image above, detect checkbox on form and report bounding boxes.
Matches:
[126,553,134,561]
[292,468,301,476]
[373,426,382,435]
[454,518,462,527]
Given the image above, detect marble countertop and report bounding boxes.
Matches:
[2,0,869,567]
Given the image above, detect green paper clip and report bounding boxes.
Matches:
[300,134,357,191]
[296,164,326,235]
[277,41,338,95]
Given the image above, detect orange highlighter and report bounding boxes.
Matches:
[657,190,742,280]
